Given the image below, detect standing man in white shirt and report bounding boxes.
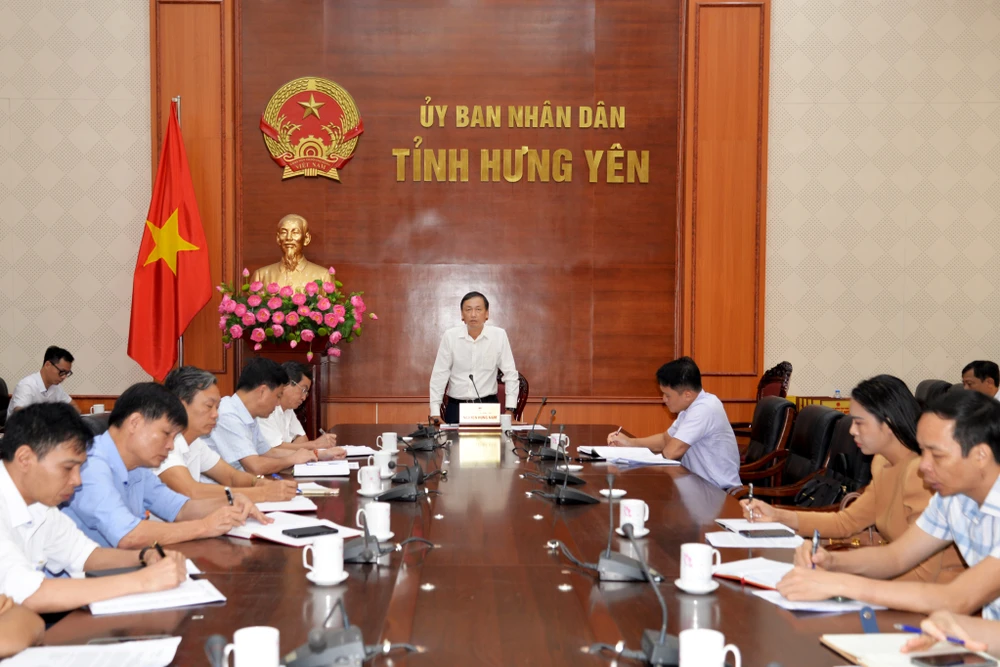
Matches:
[6,346,76,418]
[962,360,1000,400]
[0,403,187,614]
[429,291,519,424]
[156,366,298,502]
[607,356,741,490]
[257,362,344,460]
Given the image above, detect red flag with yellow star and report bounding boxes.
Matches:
[127,101,211,380]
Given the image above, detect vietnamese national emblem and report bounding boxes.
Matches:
[259,76,364,181]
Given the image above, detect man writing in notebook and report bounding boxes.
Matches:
[0,403,188,614]
[64,383,268,548]
[777,391,1000,618]
[256,362,344,460]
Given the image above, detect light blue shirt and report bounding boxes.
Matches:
[916,474,1000,620]
[668,390,741,490]
[62,431,189,547]
[202,395,270,472]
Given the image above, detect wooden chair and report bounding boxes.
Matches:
[731,361,793,437]
[441,370,530,420]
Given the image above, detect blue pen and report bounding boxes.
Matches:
[270,474,282,480]
[893,623,966,646]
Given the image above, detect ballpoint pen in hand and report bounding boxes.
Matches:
[811,529,820,569]
[893,624,967,647]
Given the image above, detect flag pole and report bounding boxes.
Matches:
[172,94,184,369]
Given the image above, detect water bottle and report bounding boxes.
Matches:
[834,389,842,400]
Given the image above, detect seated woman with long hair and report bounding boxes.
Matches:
[741,374,964,583]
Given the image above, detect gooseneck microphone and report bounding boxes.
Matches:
[596,475,658,582]
[521,396,549,444]
[549,426,598,505]
[623,523,679,665]
[468,374,482,402]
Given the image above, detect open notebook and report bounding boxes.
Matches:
[821,633,995,666]
[226,510,362,547]
[712,557,793,590]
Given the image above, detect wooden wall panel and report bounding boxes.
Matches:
[237,0,681,403]
[151,0,236,394]
[679,0,769,397]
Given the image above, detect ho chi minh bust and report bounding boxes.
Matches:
[250,214,330,293]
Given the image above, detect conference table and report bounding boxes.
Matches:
[44,424,926,666]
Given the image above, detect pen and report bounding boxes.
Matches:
[154,542,165,559]
[811,529,820,569]
[614,426,623,436]
[270,474,282,480]
[748,483,755,522]
[224,486,233,506]
[893,624,967,647]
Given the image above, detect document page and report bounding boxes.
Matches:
[255,495,318,513]
[227,511,361,546]
[705,531,804,549]
[577,446,680,465]
[293,461,351,477]
[753,589,886,614]
[89,579,225,616]
[0,637,182,667]
[342,445,378,457]
[712,557,793,589]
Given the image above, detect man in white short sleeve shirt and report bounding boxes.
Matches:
[962,360,1000,400]
[7,346,76,418]
[256,362,342,460]
[774,391,1000,619]
[0,403,186,613]
[607,356,740,490]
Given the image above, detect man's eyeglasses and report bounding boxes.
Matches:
[48,362,73,378]
[290,380,310,395]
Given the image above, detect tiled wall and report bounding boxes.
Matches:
[765,0,1000,395]
[0,0,151,394]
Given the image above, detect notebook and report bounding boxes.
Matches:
[255,495,318,513]
[226,511,362,546]
[89,579,225,616]
[820,633,993,666]
[712,557,793,590]
[576,446,680,466]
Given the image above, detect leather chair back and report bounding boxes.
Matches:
[742,397,796,465]
[825,414,873,489]
[755,361,793,400]
[496,369,530,421]
[0,377,8,428]
[779,406,843,486]
[81,412,111,438]
[915,379,952,404]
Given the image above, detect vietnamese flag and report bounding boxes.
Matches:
[127,101,211,380]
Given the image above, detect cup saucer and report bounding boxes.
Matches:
[306,570,348,586]
[375,531,394,542]
[615,526,650,538]
[380,471,394,479]
[600,488,627,499]
[673,578,719,595]
[358,488,383,498]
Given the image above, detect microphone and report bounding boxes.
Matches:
[344,511,386,564]
[596,475,658,581]
[285,598,366,667]
[377,482,424,502]
[469,374,482,402]
[204,635,227,667]
[623,523,679,665]
[548,409,556,430]
[551,426,598,505]
[522,396,549,444]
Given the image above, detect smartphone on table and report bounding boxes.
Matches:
[738,529,795,538]
[281,525,338,539]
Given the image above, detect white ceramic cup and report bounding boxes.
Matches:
[500,413,513,431]
[619,499,650,532]
[357,465,381,494]
[376,432,398,453]
[548,433,570,449]
[680,543,722,587]
[679,628,741,667]
[356,501,391,537]
[223,626,280,667]
[89,404,105,414]
[302,534,344,579]
[370,451,393,477]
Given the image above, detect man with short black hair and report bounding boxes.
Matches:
[7,346,76,417]
[962,360,1000,399]
[429,291,519,423]
[63,383,266,548]
[256,362,344,460]
[0,403,187,613]
[203,358,317,475]
[157,366,298,502]
[607,356,740,489]
[777,391,1000,618]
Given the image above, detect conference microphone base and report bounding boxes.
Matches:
[284,627,366,667]
[554,488,599,505]
[547,471,585,486]
[597,552,662,582]
[640,629,679,666]
[378,483,423,502]
[536,446,563,460]
[343,535,383,564]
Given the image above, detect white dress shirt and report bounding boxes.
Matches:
[429,325,518,415]
[0,462,98,603]
[667,390,741,490]
[7,372,72,417]
[257,406,307,449]
[153,433,222,482]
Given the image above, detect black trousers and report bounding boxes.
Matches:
[444,394,498,424]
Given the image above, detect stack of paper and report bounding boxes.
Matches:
[0,637,182,667]
[226,511,362,547]
[256,495,318,513]
[820,633,992,666]
[577,446,680,466]
[298,481,336,495]
[90,579,226,616]
[293,461,351,477]
[712,557,793,589]
[716,518,795,535]
[510,424,547,432]
[705,531,804,549]
[342,445,378,457]
[753,590,885,614]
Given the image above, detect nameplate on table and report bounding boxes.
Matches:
[459,402,500,427]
